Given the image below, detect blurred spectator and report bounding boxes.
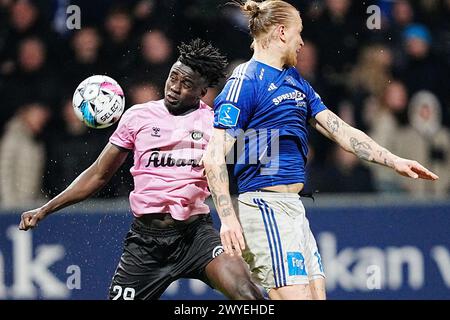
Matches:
[130,29,174,90]
[64,27,105,92]
[0,0,40,69]
[20,38,44,71]
[396,91,450,196]
[132,0,176,34]
[392,0,414,27]
[297,40,334,166]
[0,0,60,75]
[349,44,393,131]
[399,23,449,125]
[404,24,432,59]
[10,0,38,33]
[378,0,415,68]
[128,82,161,105]
[297,40,317,79]
[367,80,409,193]
[0,37,58,131]
[350,44,393,101]
[71,26,102,63]
[102,5,135,82]
[141,30,172,65]
[0,102,51,208]
[306,0,365,104]
[296,40,328,95]
[133,0,155,22]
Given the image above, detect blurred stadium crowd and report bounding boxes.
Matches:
[0,0,449,208]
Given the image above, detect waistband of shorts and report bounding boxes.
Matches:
[239,190,302,200]
[131,214,210,237]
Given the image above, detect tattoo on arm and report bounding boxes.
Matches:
[219,164,228,183]
[207,169,217,184]
[206,170,218,199]
[350,137,396,167]
[326,113,340,134]
[378,149,394,167]
[205,165,234,219]
[210,192,218,205]
[384,158,394,167]
[350,137,373,161]
[221,208,232,217]
[217,195,230,207]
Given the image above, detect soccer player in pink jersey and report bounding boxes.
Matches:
[18,39,264,300]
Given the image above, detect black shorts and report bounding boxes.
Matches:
[108,214,223,300]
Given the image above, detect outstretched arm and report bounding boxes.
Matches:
[19,142,130,230]
[311,109,439,180]
[203,128,245,256]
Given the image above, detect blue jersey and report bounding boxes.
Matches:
[214,59,327,193]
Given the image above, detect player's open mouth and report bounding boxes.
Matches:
[166,94,179,104]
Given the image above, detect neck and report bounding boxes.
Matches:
[253,43,285,70]
[165,102,200,116]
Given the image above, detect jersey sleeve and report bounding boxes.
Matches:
[109,108,135,150]
[214,71,256,137]
[303,79,328,120]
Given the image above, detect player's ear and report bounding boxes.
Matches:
[279,25,287,42]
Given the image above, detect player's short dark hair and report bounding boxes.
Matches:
[177,39,228,88]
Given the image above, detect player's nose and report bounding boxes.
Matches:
[170,81,181,94]
[299,37,304,48]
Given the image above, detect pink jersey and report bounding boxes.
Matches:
[109,99,213,220]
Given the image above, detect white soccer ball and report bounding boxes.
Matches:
[72,75,125,129]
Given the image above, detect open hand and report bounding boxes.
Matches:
[393,158,439,180]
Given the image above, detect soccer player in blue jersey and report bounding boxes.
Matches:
[204,0,439,300]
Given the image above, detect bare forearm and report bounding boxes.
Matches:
[40,164,109,215]
[316,110,439,181]
[205,162,235,220]
[41,143,129,215]
[204,130,237,220]
[18,143,129,231]
[345,128,400,168]
[321,110,399,169]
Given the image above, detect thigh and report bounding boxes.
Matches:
[237,196,276,290]
[174,217,224,281]
[204,253,264,300]
[238,196,311,292]
[176,216,262,300]
[109,230,174,300]
[301,216,326,281]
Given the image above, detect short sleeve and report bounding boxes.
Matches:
[109,109,134,150]
[303,79,328,119]
[214,73,256,136]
